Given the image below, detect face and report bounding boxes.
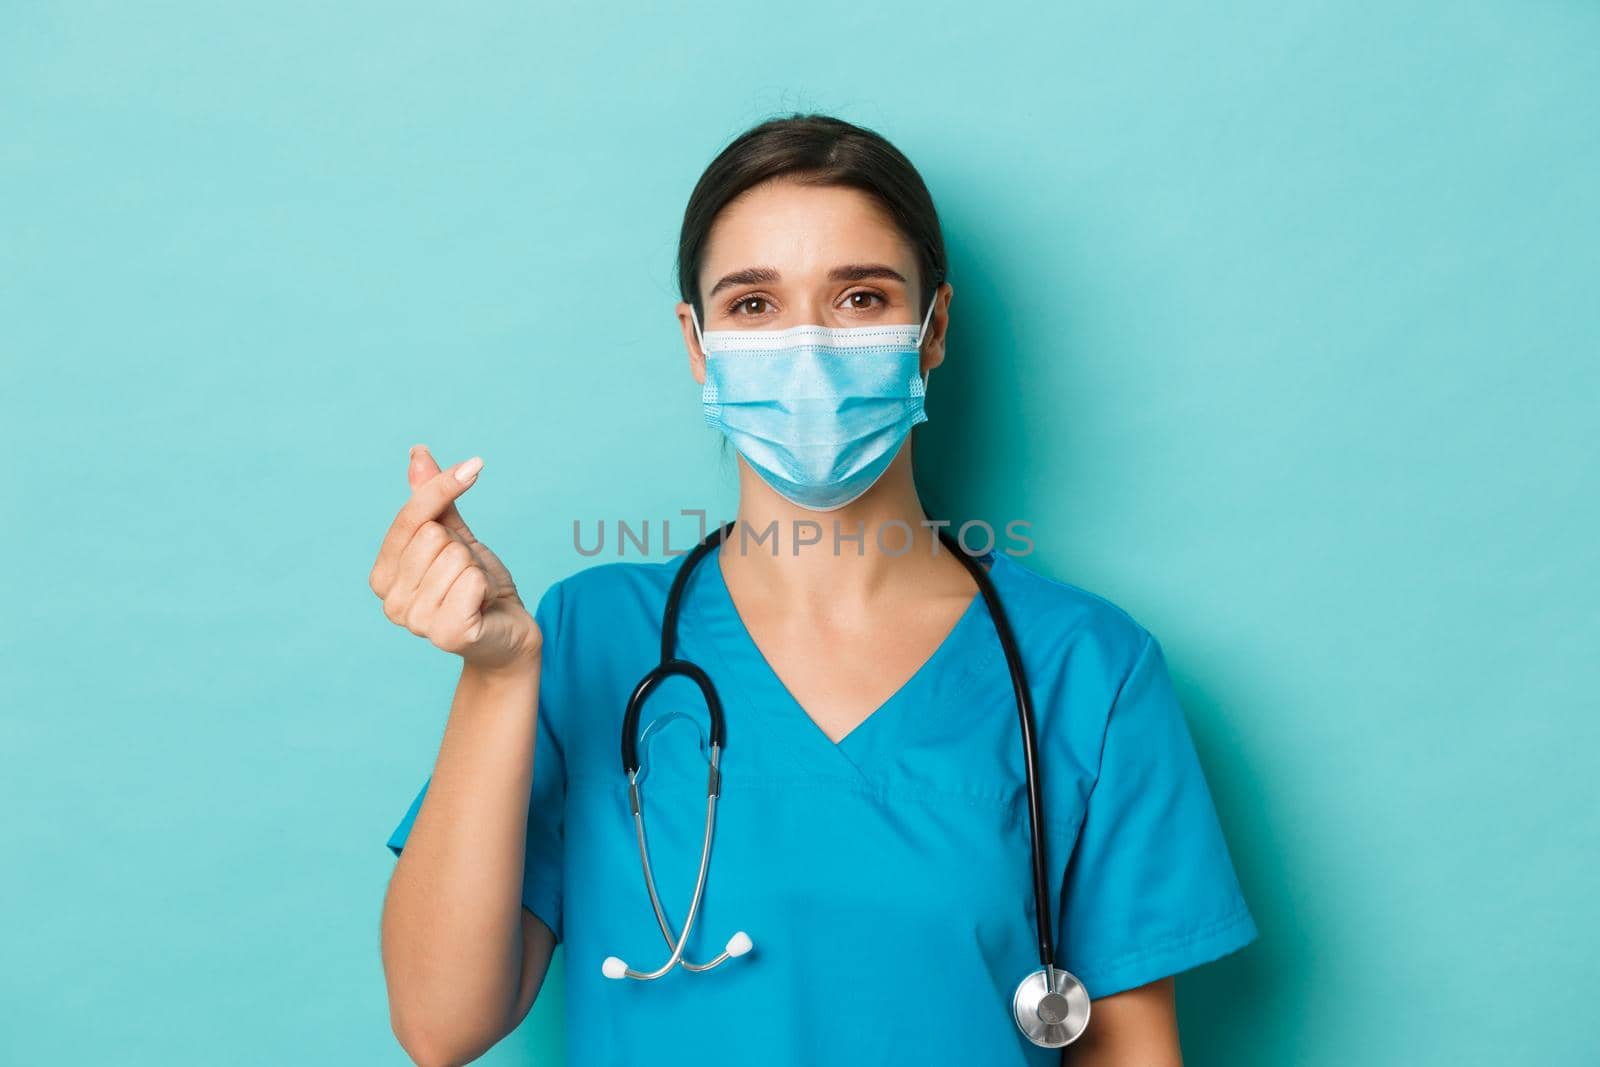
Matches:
[677,178,953,385]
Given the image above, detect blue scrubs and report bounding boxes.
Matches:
[386,545,1257,1064]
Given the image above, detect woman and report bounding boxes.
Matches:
[374,114,1257,1066]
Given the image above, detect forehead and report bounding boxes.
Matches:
[700,179,915,283]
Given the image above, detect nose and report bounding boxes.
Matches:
[786,298,834,329]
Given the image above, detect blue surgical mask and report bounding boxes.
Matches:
[691,301,937,512]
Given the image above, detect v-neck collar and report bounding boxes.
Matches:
[682,543,1010,781]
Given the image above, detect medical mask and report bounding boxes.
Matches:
[691,300,937,512]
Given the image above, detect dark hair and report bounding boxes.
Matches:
[676,113,947,322]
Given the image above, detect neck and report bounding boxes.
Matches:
[718,446,966,612]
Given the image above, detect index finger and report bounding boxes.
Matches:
[407,443,473,539]
[372,457,483,587]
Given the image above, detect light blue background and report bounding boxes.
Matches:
[3,2,1596,1064]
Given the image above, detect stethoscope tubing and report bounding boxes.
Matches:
[616,748,723,979]
[609,520,1086,1047]
[629,755,738,971]
[934,526,1058,972]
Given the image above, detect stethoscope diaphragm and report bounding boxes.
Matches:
[1012,966,1091,1048]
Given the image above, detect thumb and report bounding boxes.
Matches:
[407,443,474,538]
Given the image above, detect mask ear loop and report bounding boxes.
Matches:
[915,297,937,347]
[916,297,937,390]
[689,304,706,353]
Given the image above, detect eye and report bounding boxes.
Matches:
[842,289,888,311]
[725,294,773,316]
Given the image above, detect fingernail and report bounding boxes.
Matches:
[454,456,483,482]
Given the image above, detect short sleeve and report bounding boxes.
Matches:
[1057,632,1258,998]
[384,580,570,943]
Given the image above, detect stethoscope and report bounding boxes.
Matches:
[600,521,1092,1049]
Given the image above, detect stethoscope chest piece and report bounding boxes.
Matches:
[1012,966,1091,1048]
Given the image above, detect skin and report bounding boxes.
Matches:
[375,174,1183,1065]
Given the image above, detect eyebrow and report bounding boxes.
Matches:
[705,263,909,300]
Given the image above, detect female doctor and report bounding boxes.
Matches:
[374,113,1257,1066]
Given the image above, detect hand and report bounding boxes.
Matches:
[369,445,542,674]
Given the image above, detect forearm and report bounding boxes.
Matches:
[380,658,542,1064]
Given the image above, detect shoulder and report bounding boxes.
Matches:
[986,552,1174,788]
[988,550,1154,675]
[528,557,688,739]
[532,555,684,639]
[986,551,1165,752]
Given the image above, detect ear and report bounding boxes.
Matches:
[919,283,954,376]
[677,301,708,385]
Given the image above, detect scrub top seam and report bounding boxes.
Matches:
[990,550,1114,777]
[563,769,1087,838]
[1068,901,1257,982]
[1083,630,1155,798]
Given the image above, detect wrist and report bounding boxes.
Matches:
[460,652,541,690]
